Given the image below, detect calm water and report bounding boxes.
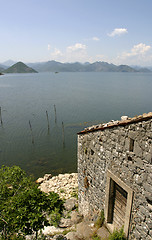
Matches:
[0,72,152,178]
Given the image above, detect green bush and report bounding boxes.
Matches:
[50,208,63,227]
[0,165,63,239]
[109,228,126,240]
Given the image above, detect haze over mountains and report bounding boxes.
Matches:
[0,60,151,73]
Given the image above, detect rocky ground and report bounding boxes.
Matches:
[27,173,110,240]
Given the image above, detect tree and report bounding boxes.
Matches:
[0,166,63,239]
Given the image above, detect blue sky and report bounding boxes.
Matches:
[0,0,152,66]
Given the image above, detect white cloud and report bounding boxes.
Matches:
[92,37,100,41]
[48,44,51,51]
[123,43,151,57]
[108,28,128,37]
[65,43,88,62]
[115,43,152,66]
[49,43,88,62]
[51,48,63,58]
[67,43,86,52]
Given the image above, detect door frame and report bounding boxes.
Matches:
[105,170,134,237]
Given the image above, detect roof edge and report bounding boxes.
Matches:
[77,112,152,135]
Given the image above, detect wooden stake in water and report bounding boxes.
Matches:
[54,104,57,124]
[46,110,50,133]
[29,120,34,144]
[0,107,3,125]
[62,121,65,148]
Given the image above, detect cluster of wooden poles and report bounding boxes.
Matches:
[28,104,65,147]
[0,107,3,125]
[0,105,65,147]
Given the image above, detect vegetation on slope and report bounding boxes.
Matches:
[3,62,37,73]
[0,165,63,239]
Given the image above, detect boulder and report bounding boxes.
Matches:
[64,198,77,211]
[44,173,52,181]
[65,231,79,240]
[36,177,44,184]
[97,226,110,239]
[121,116,128,121]
[70,211,83,224]
[59,218,73,228]
[42,226,64,235]
[76,222,93,239]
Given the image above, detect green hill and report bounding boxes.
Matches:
[4,62,37,73]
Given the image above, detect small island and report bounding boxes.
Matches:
[3,61,37,74]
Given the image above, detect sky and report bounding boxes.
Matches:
[0,0,152,66]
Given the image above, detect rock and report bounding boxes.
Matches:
[76,221,93,239]
[59,218,72,228]
[36,177,44,184]
[42,226,64,235]
[39,182,50,193]
[44,173,52,181]
[121,116,128,121]
[97,226,110,239]
[26,235,35,240]
[39,173,78,200]
[64,198,77,211]
[65,231,78,240]
[70,211,83,224]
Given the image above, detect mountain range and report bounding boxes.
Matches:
[0,60,151,73]
[28,61,151,72]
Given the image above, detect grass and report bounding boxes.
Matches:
[71,187,78,199]
[95,210,105,229]
[108,228,126,240]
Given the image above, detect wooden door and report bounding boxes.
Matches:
[113,183,127,229]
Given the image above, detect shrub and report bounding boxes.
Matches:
[0,165,63,239]
[95,210,105,228]
[109,228,126,240]
[92,232,101,240]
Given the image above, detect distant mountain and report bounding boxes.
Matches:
[2,60,151,73]
[2,60,17,67]
[0,64,7,70]
[3,62,38,73]
[117,65,137,72]
[137,68,151,73]
[146,66,152,71]
[131,65,151,72]
[0,66,5,72]
[29,61,63,72]
[28,61,143,72]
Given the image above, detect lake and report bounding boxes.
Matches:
[0,72,151,178]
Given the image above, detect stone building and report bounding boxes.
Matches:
[77,112,152,239]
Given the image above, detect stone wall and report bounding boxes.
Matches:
[77,114,152,239]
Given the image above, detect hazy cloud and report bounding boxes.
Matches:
[108,28,128,37]
[65,43,88,62]
[51,48,63,58]
[67,43,86,52]
[48,44,51,51]
[92,37,100,41]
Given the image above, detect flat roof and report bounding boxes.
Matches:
[77,112,152,135]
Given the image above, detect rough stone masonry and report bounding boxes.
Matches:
[77,112,152,240]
